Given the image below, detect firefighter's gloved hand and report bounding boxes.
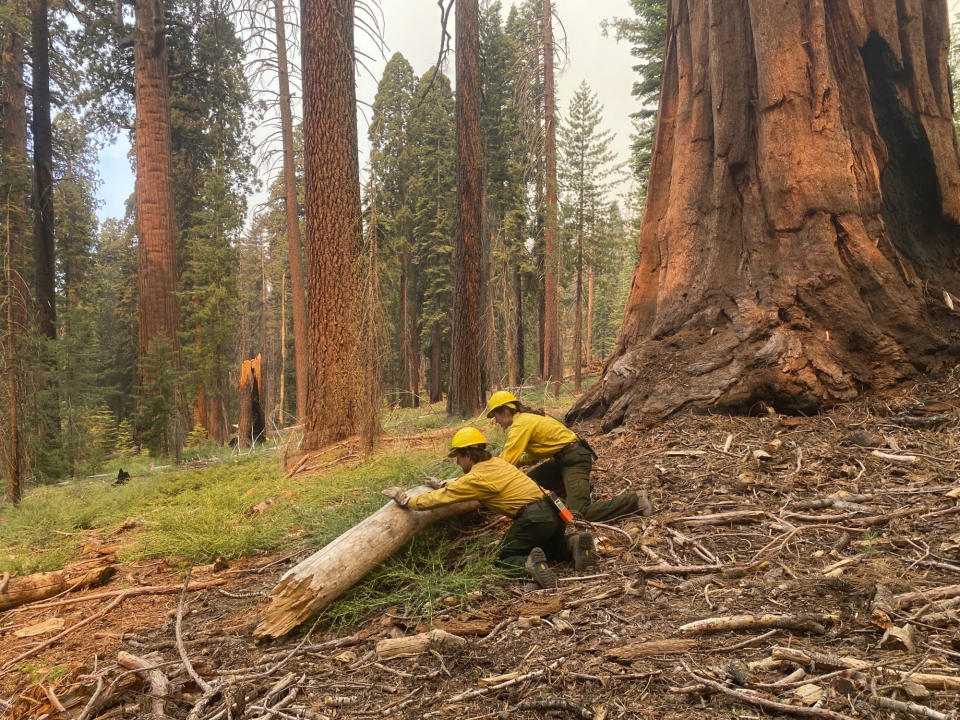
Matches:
[423,477,445,490]
[382,486,410,507]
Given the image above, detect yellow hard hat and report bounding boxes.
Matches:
[448,427,487,456]
[486,390,519,417]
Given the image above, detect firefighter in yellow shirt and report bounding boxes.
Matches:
[381,427,594,588]
[487,390,639,522]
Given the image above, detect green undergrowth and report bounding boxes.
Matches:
[324,518,509,631]
[0,446,448,575]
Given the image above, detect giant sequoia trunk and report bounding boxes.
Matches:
[302,0,362,448]
[570,0,960,430]
[134,0,181,370]
[272,0,308,425]
[447,0,485,417]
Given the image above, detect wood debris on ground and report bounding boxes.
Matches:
[1,375,959,718]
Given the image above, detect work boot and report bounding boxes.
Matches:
[524,547,557,589]
[566,533,595,572]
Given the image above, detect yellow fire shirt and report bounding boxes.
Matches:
[407,457,544,518]
[500,412,578,466]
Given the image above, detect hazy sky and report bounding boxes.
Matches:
[94,0,960,224]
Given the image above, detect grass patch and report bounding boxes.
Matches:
[324,518,508,631]
[0,445,453,574]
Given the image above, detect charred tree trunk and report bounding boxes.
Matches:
[302,0,361,448]
[447,0,485,417]
[31,0,55,339]
[238,355,264,448]
[134,0,182,383]
[2,13,28,504]
[570,0,960,430]
[279,272,286,426]
[541,0,561,387]
[272,0,308,426]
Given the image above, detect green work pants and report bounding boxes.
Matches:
[527,442,638,522]
[497,500,569,577]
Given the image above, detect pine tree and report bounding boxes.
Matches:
[370,53,419,407]
[603,0,666,192]
[559,81,620,390]
[409,68,456,403]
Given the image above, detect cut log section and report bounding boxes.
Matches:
[376,629,467,660]
[254,490,479,639]
[0,559,116,612]
[604,639,696,662]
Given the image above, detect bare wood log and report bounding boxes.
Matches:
[674,510,765,527]
[604,639,696,662]
[920,597,960,626]
[0,560,116,611]
[254,490,480,639]
[117,652,170,719]
[772,646,960,691]
[375,629,467,660]
[681,662,856,720]
[894,584,960,610]
[679,613,837,636]
[868,695,955,720]
[871,450,917,464]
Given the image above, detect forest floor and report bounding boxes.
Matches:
[2,374,960,719]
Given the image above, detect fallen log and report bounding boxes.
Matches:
[376,629,467,660]
[894,584,960,610]
[0,559,116,611]
[254,489,480,639]
[772,646,960,691]
[678,613,838,636]
[604,638,696,662]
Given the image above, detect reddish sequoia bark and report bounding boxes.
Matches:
[272,0,308,425]
[569,0,960,430]
[302,0,361,448]
[134,0,181,370]
[541,0,561,386]
[447,0,485,417]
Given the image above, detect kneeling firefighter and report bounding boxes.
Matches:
[381,427,594,589]
[487,390,639,522]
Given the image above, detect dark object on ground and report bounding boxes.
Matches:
[114,469,130,486]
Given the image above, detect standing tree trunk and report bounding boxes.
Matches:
[399,252,420,407]
[31,0,55,339]
[430,320,442,403]
[570,0,960,430]
[302,0,361,448]
[134,0,182,401]
[359,164,383,451]
[2,11,28,503]
[541,0,561,388]
[514,263,524,381]
[447,0,485,417]
[503,253,518,386]
[586,249,594,366]
[272,0,308,425]
[279,271,286,426]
